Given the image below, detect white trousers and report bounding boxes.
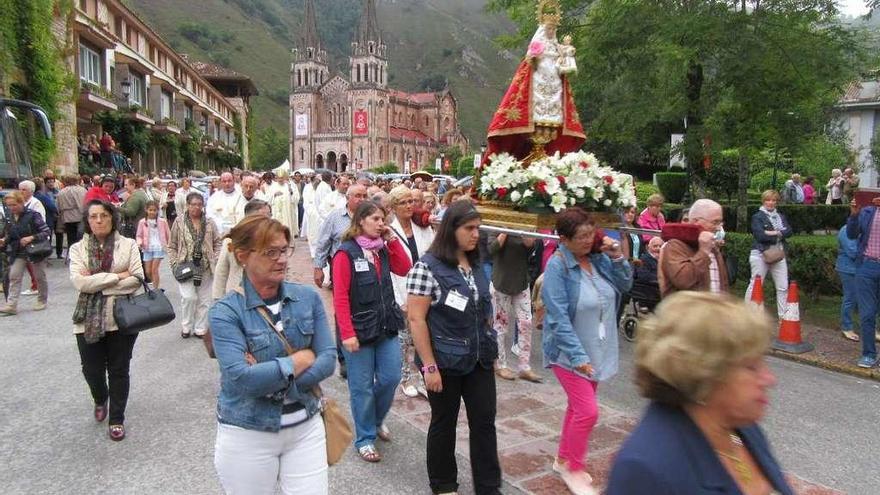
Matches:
[215,416,328,495]
[745,250,788,318]
[178,272,213,335]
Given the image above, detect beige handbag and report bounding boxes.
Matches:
[761,244,785,264]
[255,307,353,466]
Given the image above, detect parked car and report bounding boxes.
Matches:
[0,98,52,185]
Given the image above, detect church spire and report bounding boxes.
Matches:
[295,0,325,63]
[354,0,382,47]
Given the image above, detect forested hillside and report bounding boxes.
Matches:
[123,0,520,145]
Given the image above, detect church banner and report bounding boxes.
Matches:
[295,114,309,137]
[353,110,369,135]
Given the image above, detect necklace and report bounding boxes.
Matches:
[715,433,752,484]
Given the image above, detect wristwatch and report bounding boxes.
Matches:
[421,364,438,374]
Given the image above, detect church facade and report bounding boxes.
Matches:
[289,0,468,173]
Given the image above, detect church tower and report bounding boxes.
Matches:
[290,0,328,167]
[349,0,387,89]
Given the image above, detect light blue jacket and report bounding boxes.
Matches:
[541,244,632,379]
[208,276,336,432]
[836,225,859,275]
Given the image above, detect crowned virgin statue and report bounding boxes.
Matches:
[485,0,585,163]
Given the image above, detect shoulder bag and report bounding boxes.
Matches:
[114,278,176,334]
[761,243,785,264]
[254,306,352,466]
[173,261,197,282]
[25,237,53,259]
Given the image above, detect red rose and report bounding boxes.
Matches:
[557,175,566,186]
[580,161,590,169]
[604,175,614,185]
[536,180,547,195]
[497,187,508,199]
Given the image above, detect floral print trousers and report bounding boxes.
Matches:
[492,285,533,372]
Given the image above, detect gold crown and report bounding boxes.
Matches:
[536,0,562,27]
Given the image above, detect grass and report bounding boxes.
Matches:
[730,280,842,330]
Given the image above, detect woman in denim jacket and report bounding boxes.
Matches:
[541,207,632,495]
[208,216,336,495]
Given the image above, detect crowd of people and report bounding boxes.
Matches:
[781,168,860,205]
[0,167,810,495]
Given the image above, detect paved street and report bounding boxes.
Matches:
[0,238,878,494]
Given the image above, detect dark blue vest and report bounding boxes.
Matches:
[338,240,403,345]
[420,253,497,375]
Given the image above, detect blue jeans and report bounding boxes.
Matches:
[482,262,493,283]
[855,260,880,359]
[341,334,401,449]
[839,271,858,331]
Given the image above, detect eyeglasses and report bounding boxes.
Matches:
[188,203,204,208]
[695,217,723,226]
[256,246,295,260]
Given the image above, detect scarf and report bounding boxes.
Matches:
[73,234,115,344]
[184,214,207,287]
[355,235,385,251]
[759,206,784,231]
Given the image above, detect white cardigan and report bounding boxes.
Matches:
[389,216,434,309]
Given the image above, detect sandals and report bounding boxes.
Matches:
[94,402,108,423]
[358,444,381,462]
[842,330,860,342]
[377,424,391,442]
[108,424,126,442]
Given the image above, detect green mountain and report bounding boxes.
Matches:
[123,0,521,146]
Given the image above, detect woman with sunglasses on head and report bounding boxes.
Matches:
[406,200,502,495]
[68,200,144,441]
[167,191,222,339]
[332,200,411,462]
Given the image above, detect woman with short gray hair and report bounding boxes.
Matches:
[607,292,793,494]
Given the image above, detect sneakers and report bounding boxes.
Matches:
[0,305,17,316]
[401,383,419,398]
[20,288,38,296]
[495,367,517,380]
[857,355,879,368]
[32,301,46,311]
[558,467,596,495]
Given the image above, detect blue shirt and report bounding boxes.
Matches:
[208,276,336,432]
[836,225,859,274]
[313,207,352,269]
[541,244,632,379]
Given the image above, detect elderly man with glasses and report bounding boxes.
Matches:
[658,199,730,297]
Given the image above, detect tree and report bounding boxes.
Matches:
[250,127,287,171]
[489,0,870,229]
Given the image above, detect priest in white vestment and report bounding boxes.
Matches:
[318,175,350,220]
[267,169,300,237]
[205,172,244,236]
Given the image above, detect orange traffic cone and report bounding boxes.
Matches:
[748,275,764,311]
[772,282,814,354]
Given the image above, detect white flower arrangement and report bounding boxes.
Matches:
[479,151,637,212]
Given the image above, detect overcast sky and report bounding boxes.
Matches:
[839,0,871,17]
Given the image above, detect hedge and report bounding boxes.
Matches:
[655,172,688,204]
[723,233,840,296]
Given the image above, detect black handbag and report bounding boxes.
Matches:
[173,261,197,282]
[113,278,176,334]
[25,237,53,259]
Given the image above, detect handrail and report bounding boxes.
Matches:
[479,224,661,241]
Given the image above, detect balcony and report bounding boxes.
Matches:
[78,81,118,113]
[153,118,181,135]
[127,105,155,125]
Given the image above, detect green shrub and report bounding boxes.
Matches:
[635,181,659,205]
[721,205,848,234]
[655,172,688,204]
[723,233,840,296]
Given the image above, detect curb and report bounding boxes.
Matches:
[768,348,880,382]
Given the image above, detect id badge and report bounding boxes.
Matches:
[354,259,369,272]
[444,290,469,312]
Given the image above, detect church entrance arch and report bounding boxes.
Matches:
[315,154,324,168]
[327,151,338,171]
[340,153,349,172]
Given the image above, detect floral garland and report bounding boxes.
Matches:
[479,151,637,212]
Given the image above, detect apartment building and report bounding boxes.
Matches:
[57,0,256,174]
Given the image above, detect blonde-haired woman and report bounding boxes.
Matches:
[826,168,844,205]
[388,185,435,398]
[0,191,51,315]
[332,200,411,462]
[637,193,665,242]
[607,292,793,494]
[745,190,792,319]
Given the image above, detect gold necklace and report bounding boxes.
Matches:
[715,433,752,484]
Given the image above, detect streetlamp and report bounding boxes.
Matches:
[120,77,131,103]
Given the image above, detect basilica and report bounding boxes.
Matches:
[289,0,468,172]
